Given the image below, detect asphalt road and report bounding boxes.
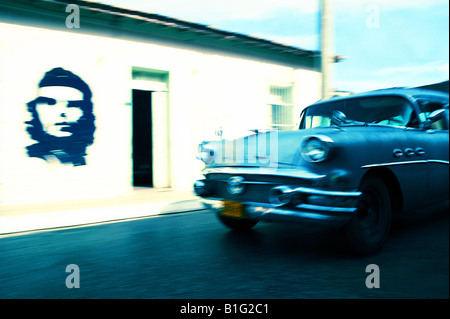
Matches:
[0,205,448,299]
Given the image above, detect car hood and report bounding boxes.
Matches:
[202,125,408,170]
[203,128,330,169]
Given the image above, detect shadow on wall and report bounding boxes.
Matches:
[25,67,95,166]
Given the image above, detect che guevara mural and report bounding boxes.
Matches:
[25,67,95,166]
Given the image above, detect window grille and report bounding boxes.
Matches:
[268,85,294,131]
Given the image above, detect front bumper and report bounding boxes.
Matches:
[196,180,361,228]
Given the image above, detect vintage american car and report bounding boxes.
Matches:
[193,88,449,255]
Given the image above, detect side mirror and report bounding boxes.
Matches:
[331,110,347,126]
[423,108,447,129]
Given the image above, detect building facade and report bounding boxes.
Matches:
[0,0,321,205]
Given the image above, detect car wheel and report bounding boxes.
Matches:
[345,176,392,255]
[217,214,259,231]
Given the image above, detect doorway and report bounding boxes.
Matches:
[131,67,170,188]
[132,89,153,187]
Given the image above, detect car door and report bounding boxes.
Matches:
[390,127,433,210]
[417,99,449,201]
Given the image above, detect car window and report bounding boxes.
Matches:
[417,99,449,130]
[300,96,416,129]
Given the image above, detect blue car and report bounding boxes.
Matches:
[194,88,449,255]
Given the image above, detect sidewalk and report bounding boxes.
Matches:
[0,188,206,236]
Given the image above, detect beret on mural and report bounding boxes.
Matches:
[39,67,92,100]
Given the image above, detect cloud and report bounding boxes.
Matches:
[337,61,449,92]
[376,61,449,76]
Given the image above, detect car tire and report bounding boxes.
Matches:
[217,213,259,231]
[345,176,392,255]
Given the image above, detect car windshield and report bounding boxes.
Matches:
[300,96,417,129]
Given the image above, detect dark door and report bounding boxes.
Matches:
[132,89,153,187]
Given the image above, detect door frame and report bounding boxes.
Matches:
[131,67,170,188]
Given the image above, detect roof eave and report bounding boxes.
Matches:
[0,0,320,70]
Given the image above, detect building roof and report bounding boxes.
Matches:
[0,0,320,69]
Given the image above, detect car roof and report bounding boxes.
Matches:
[310,88,449,107]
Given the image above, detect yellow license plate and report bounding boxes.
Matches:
[221,200,245,218]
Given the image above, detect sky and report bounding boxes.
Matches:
[94,0,449,93]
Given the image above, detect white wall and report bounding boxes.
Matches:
[0,22,320,205]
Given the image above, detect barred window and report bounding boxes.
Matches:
[268,84,294,131]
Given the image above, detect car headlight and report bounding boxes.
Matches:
[193,180,207,196]
[301,135,333,163]
[196,143,215,163]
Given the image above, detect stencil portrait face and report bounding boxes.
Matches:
[35,86,84,137]
[25,67,95,166]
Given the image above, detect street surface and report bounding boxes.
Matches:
[0,205,448,299]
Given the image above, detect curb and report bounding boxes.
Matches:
[0,199,206,237]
